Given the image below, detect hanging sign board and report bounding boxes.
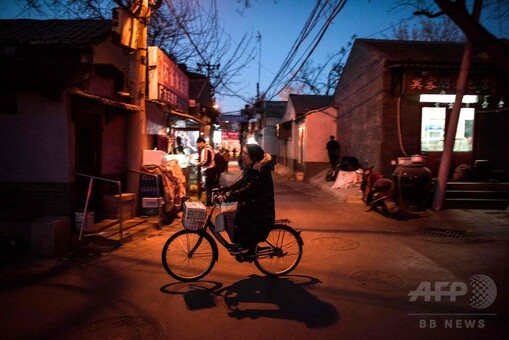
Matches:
[147,46,189,112]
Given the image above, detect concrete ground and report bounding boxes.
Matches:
[1,161,508,339]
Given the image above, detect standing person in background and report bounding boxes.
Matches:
[222,148,231,172]
[173,136,184,154]
[326,135,340,167]
[196,137,218,206]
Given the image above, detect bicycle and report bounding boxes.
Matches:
[161,190,304,282]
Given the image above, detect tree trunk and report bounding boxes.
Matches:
[432,0,483,211]
[434,0,509,77]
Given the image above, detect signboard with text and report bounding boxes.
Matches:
[147,46,189,112]
[404,72,493,95]
[222,131,240,140]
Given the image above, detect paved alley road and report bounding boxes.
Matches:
[1,168,508,339]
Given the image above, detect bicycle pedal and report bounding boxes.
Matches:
[234,254,255,263]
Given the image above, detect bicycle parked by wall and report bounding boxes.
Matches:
[161,190,304,282]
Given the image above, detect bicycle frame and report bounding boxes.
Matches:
[185,203,232,257]
[189,201,298,260]
[163,200,303,281]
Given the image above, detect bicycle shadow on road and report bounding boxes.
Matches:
[160,275,339,328]
[219,274,339,328]
[160,280,223,311]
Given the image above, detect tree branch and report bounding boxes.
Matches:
[413,9,444,18]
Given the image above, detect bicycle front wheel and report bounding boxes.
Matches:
[162,229,217,282]
[254,224,303,276]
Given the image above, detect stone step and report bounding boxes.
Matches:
[443,198,509,209]
[446,190,509,199]
[446,182,509,191]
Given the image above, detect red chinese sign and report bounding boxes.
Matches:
[405,72,493,94]
[222,131,239,140]
[147,46,189,111]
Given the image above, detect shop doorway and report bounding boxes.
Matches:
[74,103,103,211]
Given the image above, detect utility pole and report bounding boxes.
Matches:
[124,0,161,196]
[432,0,483,210]
[256,31,261,102]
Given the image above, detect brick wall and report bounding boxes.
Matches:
[336,43,385,174]
[335,40,509,180]
[0,182,73,222]
[335,43,432,177]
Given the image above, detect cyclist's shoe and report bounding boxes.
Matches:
[229,244,249,255]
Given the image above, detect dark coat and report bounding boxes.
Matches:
[225,161,275,245]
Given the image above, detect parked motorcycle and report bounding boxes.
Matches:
[325,162,341,182]
[361,167,399,217]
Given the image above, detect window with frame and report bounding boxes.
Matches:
[421,107,474,152]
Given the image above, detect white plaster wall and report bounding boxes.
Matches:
[304,107,338,162]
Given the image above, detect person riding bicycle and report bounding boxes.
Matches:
[216,144,275,255]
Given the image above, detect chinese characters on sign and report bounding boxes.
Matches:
[147,46,189,112]
[410,77,439,91]
[405,72,491,94]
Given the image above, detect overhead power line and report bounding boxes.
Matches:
[261,0,348,101]
[260,1,420,102]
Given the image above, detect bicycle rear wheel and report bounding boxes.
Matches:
[254,224,303,276]
[162,229,217,282]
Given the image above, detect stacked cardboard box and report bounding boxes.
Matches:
[103,193,135,220]
[31,216,70,257]
[142,197,165,208]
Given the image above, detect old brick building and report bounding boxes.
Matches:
[334,39,509,180]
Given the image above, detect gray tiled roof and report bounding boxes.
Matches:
[290,94,333,119]
[0,19,111,46]
[357,38,493,65]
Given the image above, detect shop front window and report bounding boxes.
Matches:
[421,107,474,152]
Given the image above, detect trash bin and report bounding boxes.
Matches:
[393,156,432,211]
[75,210,94,232]
[296,172,304,182]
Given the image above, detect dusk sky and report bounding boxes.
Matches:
[1,0,507,114]
[213,0,507,113]
[214,0,419,113]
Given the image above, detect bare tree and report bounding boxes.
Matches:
[397,0,509,76]
[161,0,256,99]
[12,0,257,104]
[147,0,198,64]
[277,84,307,101]
[391,16,464,41]
[284,35,355,97]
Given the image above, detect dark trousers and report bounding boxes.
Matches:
[204,169,220,206]
[329,153,338,167]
